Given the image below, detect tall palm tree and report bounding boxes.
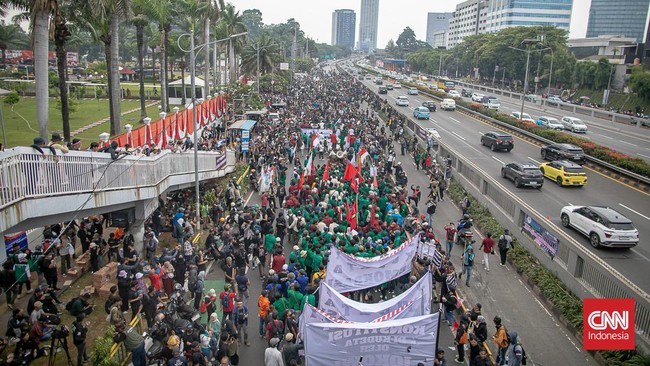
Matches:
[85,0,132,136]
[151,0,173,112]
[53,6,72,140]
[131,0,151,121]
[240,34,279,76]
[201,0,222,97]
[10,0,60,140]
[219,3,245,83]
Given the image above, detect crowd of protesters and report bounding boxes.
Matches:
[0,61,528,366]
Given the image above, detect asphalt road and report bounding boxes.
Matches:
[359,77,650,296]
[452,82,650,163]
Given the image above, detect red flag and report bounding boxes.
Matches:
[322,162,330,181]
[347,200,358,229]
[350,178,358,194]
[298,173,305,190]
[370,205,378,226]
[343,163,358,182]
[372,175,378,190]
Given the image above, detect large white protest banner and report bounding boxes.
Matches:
[318,271,432,322]
[304,313,440,366]
[325,234,420,292]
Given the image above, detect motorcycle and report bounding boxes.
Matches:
[456,216,474,247]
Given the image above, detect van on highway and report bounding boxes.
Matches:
[481,96,500,110]
[441,98,456,111]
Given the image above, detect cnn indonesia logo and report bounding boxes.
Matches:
[583,298,635,350]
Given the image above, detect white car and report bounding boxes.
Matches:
[425,127,441,140]
[511,111,535,123]
[536,116,564,130]
[396,96,409,106]
[440,98,456,111]
[447,90,461,98]
[561,116,588,133]
[393,83,402,89]
[471,92,484,102]
[407,87,418,95]
[560,205,639,248]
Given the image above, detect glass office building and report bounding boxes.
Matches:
[486,0,573,33]
[586,0,650,42]
[359,0,379,52]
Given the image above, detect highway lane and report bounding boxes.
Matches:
[364,79,650,294]
[454,85,650,162]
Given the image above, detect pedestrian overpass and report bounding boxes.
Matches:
[0,147,236,260]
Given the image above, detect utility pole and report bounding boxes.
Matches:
[290,24,297,89]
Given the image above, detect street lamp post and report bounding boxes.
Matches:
[177,29,247,231]
[509,39,539,122]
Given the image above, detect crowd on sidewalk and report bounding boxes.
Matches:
[0,62,529,366]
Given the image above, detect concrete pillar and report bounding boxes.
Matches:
[131,198,159,253]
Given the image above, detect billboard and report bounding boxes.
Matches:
[522,213,559,258]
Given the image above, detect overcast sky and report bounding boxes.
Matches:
[232,0,591,46]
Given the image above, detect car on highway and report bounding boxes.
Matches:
[408,87,419,95]
[524,94,538,102]
[511,111,535,123]
[540,143,586,164]
[374,77,383,85]
[561,116,588,133]
[425,127,441,140]
[447,90,461,98]
[461,88,472,97]
[481,96,500,110]
[365,76,372,80]
[536,116,564,130]
[560,205,639,248]
[386,84,394,90]
[480,131,514,152]
[471,92,485,102]
[396,96,409,106]
[413,106,431,120]
[546,96,563,105]
[440,98,456,111]
[539,160,587,187]
[393,83,402,89]
[426,84,438,90]
[501,162,544,188]
[378,86,388,94]
[422,101,437,112]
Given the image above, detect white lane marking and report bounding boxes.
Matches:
[619,203,650,221]
[492,156,506,165]
[478,131,485,136]
[597,134,614,139]
[568,202,573,206]
[449,117,462,124]
[451,131,466,141]
[430,118,439,124]
[528,157,541,164]
[619,141,637,146]
[638,153,650,159]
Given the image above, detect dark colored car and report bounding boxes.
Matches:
[386,84,394,90]
[378,86,388,94]
[480,131,514,152]
[461,88,472,98]
[501,162,544,189]
[422,101,437,112]
[540,143,586,165]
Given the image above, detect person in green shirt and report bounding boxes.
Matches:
[272,296,289,320]
[286,283,304,311]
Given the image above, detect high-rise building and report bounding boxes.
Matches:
[448,0,489,49]
[332,9,356,50]
[586,0,650,43]
[426,12,453,48]
[485,0,573,33]
[359,0,379,52]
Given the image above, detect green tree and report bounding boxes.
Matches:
[240,34,280,76]
[629,66,650,99]
[3,90,19,116]
[241,9,263,40]
[0,21,29,67]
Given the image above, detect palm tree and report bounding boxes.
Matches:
[85,0,132,136]
[201,0,222,97]
[131,0,151,121]
[151,0,173,112]
[240,34,279,76]
[219,3,246,83]
[53,6,72,140]
[0,21,28,68]
[10,0,59,140]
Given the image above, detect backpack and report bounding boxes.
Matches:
[521,345,528,365]
[104,298,115,315]
[465,199,471,208]
[270,320,283,339]
[221,292,230,308]
[498,235,508,250]
[65,297,79,312]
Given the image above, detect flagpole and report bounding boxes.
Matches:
[434,308,442,356]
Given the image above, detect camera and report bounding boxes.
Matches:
[52,325,70,339]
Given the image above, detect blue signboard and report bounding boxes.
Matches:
[522,214,559,258]
[5,231,28,256]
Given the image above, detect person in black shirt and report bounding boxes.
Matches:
[13,331,45,362]
[128,281,143,319]
[72,314,89,366]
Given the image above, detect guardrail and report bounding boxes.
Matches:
[454,80,647,127]
[0,147,235,210]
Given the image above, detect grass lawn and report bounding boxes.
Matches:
[1,98,159,148]
[73,104,162,144]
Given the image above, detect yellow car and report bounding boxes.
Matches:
[539,160,587,187]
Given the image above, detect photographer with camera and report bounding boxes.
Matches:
[72,313,89,365]
[67,291,94,317]
[13,329,46,363]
